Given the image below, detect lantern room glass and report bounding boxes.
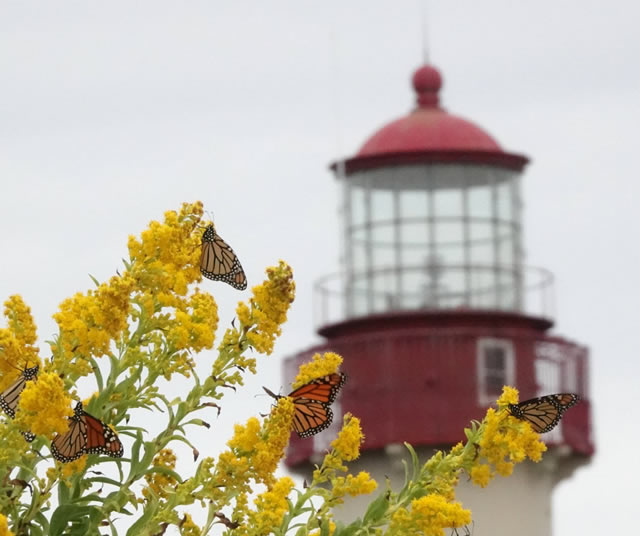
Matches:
[342,163,523,318]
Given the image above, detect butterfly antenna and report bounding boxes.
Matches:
[262,386,281,400]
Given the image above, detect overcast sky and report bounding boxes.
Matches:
[1,2,639,534]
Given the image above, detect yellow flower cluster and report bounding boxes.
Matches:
[0,513,14,536]
[179,513,200,536]
[310,521,336,536]
[168,291,218,354]
[389,494,471,536]
[239,477,295,536]
[16,371,73,437]
[236,261,295,355]
[293,352,342,388]
[470,387,547,487]
[330,471,377,501]
[52,273,135,368]
[0,295,40,391]
[127,202,203,295]
[144,449,178,500]
[314,414,365,482]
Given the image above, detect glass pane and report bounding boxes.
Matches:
[496,177,513,221]
[400,190,428,218]
[371,189,393,222]
[350,186,366,226]
[468,185,491,219]
[434,189,462,217]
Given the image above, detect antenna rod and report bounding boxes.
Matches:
[421,0,430,65]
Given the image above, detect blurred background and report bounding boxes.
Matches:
[1,2,638,534]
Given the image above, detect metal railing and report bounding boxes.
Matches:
[313,264,555,328]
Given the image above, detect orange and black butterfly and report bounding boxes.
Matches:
[200,224,247,290]
[263,373,347,438]
[51,401,123,463]
[0,364,39,442]
[507,393,580,433]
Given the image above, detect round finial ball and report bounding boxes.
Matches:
[412,65,443,93]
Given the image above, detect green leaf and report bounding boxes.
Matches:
[88,274,100,287]
[50,505,100,536]
[126,501,157,536]
[405,442,420,482]
[362,491,389,524]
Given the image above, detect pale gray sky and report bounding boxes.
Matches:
[1,2,639,534]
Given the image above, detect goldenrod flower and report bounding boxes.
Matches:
[469,464,491,488]
[0,513,14,536]
[240,477,295,536]
[470,386,547,488]
[331,414,363,462]
[388,494,471,536]
[59,456,88,486]
[179,513,200,536]
[331,471,378,501]
[0,295,41,391]
[293,352,343,388]
[144,449,178,500]
[15,371,73,437]
[52,273,135,367]
[127,202,203,295]
[239,261,295,355]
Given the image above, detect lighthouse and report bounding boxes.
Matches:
[283,65,594,535]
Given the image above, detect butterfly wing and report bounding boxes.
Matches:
[200,225,247,290]
[0,365,39,419]
[287,373,346,438]
[51,416,87,463]
[0,376,27,419]
[292,399,334,438]
[51,402,123,462]
[83,412,124,458]
[287,373,346,405]
[508,393,580,433]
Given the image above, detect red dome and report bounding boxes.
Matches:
[358,65,501,155]
[333,65,528,173]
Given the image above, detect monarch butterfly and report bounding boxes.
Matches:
[507,393,580,433]
[51,401,123,463]
[0,364,39,442]
[263,372,346,438]
[0,364,39,419]
[200,224,247,290]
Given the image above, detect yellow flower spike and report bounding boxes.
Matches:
[15,372,73,437]
[293,352,343,389]
[143,449,178,500]
[497,385,519,407]
[331,471,378,500]
[331,413,364,462]
[252,397,294,486]
[227,418,262,452]
[127,202,204,296]
[471,387,547,488]
[242,477,295,536]
[0,513,14,536]
[240,261,295,355]
[179,513,200,536]
[60,456,87,485]
[389,494,471,536]
[469,464,492,488]
[4,295,38,348]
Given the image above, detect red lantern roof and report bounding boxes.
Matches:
[334,65,528,174]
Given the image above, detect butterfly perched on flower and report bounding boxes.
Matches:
[263,373,347,438]
[51,401,123,463]
[200,224,247,290]
[507,393,580,433]
[0,364,39,442]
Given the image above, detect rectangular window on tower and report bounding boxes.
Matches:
[477,338,515,405]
